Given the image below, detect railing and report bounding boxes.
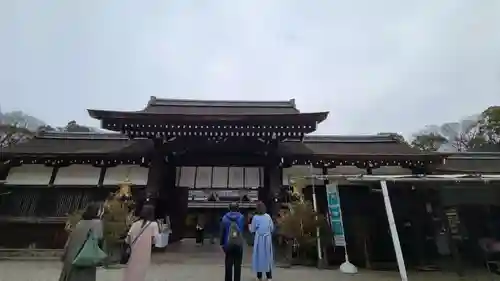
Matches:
[0,186,143,218]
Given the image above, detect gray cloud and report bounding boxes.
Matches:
[1,0,499,136]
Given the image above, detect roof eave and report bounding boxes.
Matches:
[88,109,329,123]
[285,153,445,161]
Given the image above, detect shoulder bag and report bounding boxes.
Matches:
[120,221,152,264]
[72,229,107,267]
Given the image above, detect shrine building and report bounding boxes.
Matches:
[0,97,443,250]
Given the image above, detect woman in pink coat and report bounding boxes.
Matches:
[123,205,159,281]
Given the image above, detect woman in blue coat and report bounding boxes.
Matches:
[250,202,274,281]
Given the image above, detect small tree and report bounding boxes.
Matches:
[278,199,330,265]
[66,183,136,247]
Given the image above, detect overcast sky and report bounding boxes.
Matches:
[1,1,499,136]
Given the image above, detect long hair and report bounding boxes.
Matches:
[255,201,267,215]
[139,204,155,227]
[81,202,101,220]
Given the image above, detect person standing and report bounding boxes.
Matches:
[250,202,274,281]
[59,202,103,281]
[220,203,245,281]
[123,204,160,281]
[195,215,205,245]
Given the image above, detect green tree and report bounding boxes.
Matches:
[36,125,57,133]
[411,132,448,152]
[278,200,330,265]
[0,124,33,148]
[411,113,494,152]
[477,106,500,147]
[64,120,92,132]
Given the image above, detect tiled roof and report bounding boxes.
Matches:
[281,134,426,157]
[436,152,500,173]
[1,132,151,157]
[2,132,438,161]
[141,96,301,115]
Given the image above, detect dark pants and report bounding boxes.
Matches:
[196,228,204,244]
[256,271,272,280]
[224,244,243,281]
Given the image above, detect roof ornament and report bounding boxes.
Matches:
[117,167,133,199]
[118,178,132,199]
[289,178,305,203]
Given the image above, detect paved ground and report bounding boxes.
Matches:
[0,240,498,281]
[2,260,499,281]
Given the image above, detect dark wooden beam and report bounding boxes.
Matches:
[48,166,59,187]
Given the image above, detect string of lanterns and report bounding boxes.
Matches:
[8,157,434,169]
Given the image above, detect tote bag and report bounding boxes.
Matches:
[72,229,107,267]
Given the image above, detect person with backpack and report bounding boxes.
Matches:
[220,203,245,281]
[250,202,274,281]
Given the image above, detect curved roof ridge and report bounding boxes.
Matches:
[147,96,297,109]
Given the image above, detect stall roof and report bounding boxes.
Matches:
[1,131,151,158]
[280,134,441,161]
[436,152,500,174]
[2,132,443,163]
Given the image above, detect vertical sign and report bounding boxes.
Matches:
[326,183,346,246]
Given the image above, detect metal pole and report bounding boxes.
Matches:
[380,180,408,281]
[310,165,323,263]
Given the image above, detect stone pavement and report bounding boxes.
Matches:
[0,261,499,281]
[0,240,497,281]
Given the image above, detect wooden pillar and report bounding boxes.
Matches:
[261,165,271,211]
[167,162,187,243]
[145,151,164,204]
[263,164,281,217]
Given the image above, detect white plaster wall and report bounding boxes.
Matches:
[53,165,100,186]
[103,165,148,186]
[127,166,148,186]
[5,164,53,185]
[211,167,228,188]
[178,166,196,188]
[282,166,323,186]
[178,166,263,189]
[244,167,260,189]
[195,166,212,188]
[228,167,244,188]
